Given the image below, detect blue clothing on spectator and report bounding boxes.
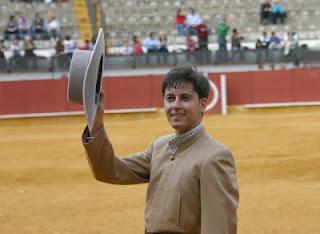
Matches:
[272,4,285,14]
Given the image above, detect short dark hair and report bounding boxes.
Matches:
[161,66,210,99]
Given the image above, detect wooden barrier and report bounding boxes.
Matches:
[0,68,320,117]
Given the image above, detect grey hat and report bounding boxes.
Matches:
[67,28,105,131]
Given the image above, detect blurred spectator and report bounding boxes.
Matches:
[18,15,31,39]
[260,0,272,24]
[55,37,64,55]
[132,35,144,55]
[259,31,270,49]
[231,28,244,61]
[143,32,160,53]
[175,9,186,36]
[159,33,169,52]
[0,39,7,58]
[255,39,263,49]
[283,31,298,56]
[186,8,202,36]
[186,34,197,52]
[9,37,23,58]
[196,21,209,50]
[89,34,97,50]
[216,16,229,62]
[23,35,36,57]
[256,31,270,66]
[63,35,76,59]
[53,36,65,69]
[47,15,60,39]
[119,39,133,55]
[231,28,243,49]
[32,12,47,39]
[269,31,281,49]
[271,0,286,24]
[4,15,19,40]
[79,39,91,50]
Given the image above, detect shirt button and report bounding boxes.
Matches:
[170,155,176,161]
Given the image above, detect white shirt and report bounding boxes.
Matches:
[143,37,160,50]
[186,13,201,26]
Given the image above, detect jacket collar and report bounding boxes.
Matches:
[168,124,205,155]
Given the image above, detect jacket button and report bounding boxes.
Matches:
[170,155,176,161]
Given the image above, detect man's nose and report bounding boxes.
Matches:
[171,98,182,109]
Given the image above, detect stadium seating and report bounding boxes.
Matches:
[101,0,320,48]
[0,0,78,42]
[2,0,320,50]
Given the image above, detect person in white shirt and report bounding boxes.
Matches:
[143,32,160,53]
[186,8,202,35]
[47,15,60,40]
[63,35,76,59]
[283,31,298,56]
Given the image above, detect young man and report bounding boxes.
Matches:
[82,66,239,234]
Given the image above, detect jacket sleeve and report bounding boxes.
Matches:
[200,149,239,234]
[82,126,152,185]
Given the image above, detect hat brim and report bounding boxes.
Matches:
[67,28,105,131]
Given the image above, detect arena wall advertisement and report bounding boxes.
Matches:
[0,68,319,118]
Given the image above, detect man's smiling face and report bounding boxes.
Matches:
[164,81,207,134]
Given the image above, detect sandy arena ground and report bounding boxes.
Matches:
[1,107,320,234]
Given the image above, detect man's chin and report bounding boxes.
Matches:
[170,122,187,133]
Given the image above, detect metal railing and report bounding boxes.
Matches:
[0,47,319,74]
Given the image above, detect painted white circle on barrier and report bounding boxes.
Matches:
[205,80,219,112]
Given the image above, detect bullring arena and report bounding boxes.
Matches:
[1,67,320,233]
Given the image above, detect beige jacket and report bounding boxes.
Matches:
[82,126,239,234]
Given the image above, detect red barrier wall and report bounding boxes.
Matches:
[0,68,320,116]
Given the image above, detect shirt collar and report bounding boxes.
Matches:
[168,123,204,155]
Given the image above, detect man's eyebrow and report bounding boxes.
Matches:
[180,93,193,96]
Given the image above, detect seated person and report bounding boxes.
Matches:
[185,8,201,36]
[175,9,186,36]
[4,15,19,40]
[159,33,168,52]
[63,35,77,59]
[259,31,270,49]
[9,37,23,59]
[186,34,197,52]
[118,39,133,55]
[18,15,31,40]
[260,0,272,24]
[47,15,60,39]
[283,31,298,56]
[32,12,47,39]
[231,28,244,50]
[0,39,7,58]
[143,32,160,53]
[271,0,286,24]
[269,31,281,49]
[196,21,209,50]
[132,35,144,55]
[23,35,36,57]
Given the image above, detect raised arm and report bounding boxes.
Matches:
[82,90,151,184]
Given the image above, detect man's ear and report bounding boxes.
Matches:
[199,98,208,112]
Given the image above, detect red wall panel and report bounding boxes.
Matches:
[217,72,253,105]
[150,75,164,108]
[0,68,320,116]
[103,76,153,109]
[25,79,68,113]
[251,70,294,103]
[292,68,320,101]
[0,81,27,114]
